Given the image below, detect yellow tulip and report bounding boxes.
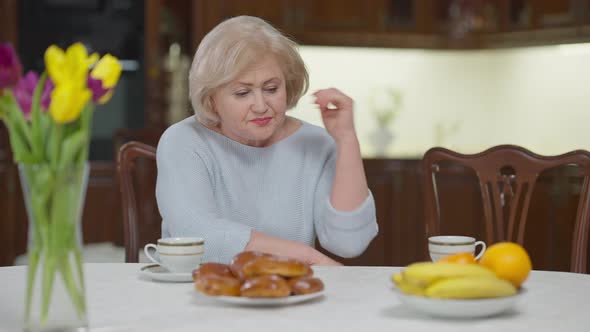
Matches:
[88,54,122,104]
[90,54,122,88]
[97,91,114,105]
[44,43,98,87]
[49,82,91,124]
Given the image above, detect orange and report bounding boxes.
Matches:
[479,242,532,288]
[437,252,477,264]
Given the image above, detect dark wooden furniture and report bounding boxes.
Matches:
[113,128,165,158]
[422,145,590,273]
[0,0,18,45]
[185,0,590,51]
[2,156,589,270]
[318,159,426,266]
[0,146,18,266]
[117,141,159,263]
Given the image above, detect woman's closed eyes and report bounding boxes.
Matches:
[233,86,279,98]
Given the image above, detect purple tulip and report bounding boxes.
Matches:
[0,43,23,90]
[87,76,110,103]
[13,71,54,119]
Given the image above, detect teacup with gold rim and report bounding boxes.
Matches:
[428,236,486,262]
[144,237,204,273]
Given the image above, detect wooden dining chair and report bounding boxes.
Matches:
[117,141,160,263]
[422,145,590,273]
[112,127,164,160]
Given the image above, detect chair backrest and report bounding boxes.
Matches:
[117,141,159,263]
[422,145,590,273]
[113,127,164,160]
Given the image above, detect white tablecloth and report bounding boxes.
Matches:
[0,264,588,331]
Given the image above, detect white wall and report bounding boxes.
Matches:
[290,44,590,158]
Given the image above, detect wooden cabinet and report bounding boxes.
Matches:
[532,0,587,28]
[292,0,381,32]
[189,0,444,48]
[0,162,18,266]
[190,0,292,49]
[487,0,590,47]
[286,0,443,47]
[216,0,290,29]
[187,0,590,49]
[0,0,18,45]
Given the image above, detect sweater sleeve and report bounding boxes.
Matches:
[155,130,252,264]
[313,147,379,258]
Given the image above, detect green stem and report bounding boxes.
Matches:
[40,251,56,324]
[59,252,86,317]
[38,168,66,324]
[78,104,93,164]
[74,242,85,293]
[48,125,64,170]
[24,168,51,324]
[30,73,48,161]
[50,167,87,320]
[25,248,40,321]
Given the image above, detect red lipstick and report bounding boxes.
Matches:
[251,117,272,126]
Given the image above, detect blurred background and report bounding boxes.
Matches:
[1,0,589,267]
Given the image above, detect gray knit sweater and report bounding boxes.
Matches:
[155,116,378,264]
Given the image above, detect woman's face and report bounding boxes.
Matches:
[211,55,288,147]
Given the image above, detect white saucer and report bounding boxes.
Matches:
[139,264,193,283]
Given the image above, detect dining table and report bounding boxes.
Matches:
[0,263,588,331]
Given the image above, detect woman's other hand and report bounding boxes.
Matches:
[245,230,343,266]
[307,249,343,266]
[313,88,357,144]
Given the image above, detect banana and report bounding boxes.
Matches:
[391,273,425,296]
[402,262,496,288]
[425,276,517,299]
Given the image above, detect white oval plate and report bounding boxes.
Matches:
[199,290,325,306]
[139,264,193,283]
[393,287,525,318]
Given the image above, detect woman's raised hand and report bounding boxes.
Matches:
[313,88,357,145]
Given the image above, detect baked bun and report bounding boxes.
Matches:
[194,275,241,296]
[288,276,325,295]
[229,251,273,280]
[240,275,291,298]
[193,263,241,296]
[242,255,312,278]
[192,262,234,279]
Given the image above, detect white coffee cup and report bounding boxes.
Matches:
[428,236,486,262]
[144,237,204,273]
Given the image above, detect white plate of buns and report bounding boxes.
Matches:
[202,289,325,306]
[193,251,325,306]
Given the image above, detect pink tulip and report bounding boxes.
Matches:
[13,71,53,119]
[0,43,22,90]
[87,76,110,103]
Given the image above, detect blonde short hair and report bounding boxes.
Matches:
[189,16,309,126]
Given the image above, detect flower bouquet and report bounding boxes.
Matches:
[0,42,121,331]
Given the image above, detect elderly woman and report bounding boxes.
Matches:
[156,16,378,265]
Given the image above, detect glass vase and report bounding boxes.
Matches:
[18,162,90,332]
[369,126,394,157]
